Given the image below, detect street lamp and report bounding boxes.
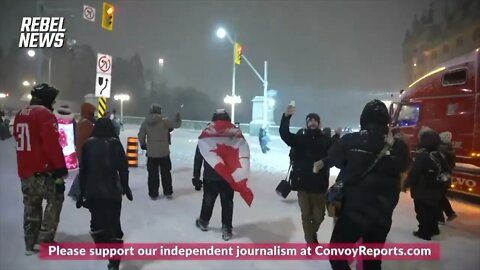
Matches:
[0,93,7,99]
[224,94,242,105]
[216,27,238,124]
[23,81,31,87]
[215,26,269,127]
[158,58,165,67]
[27,50,52,84]
[114,94,130,123]
[216,28,227,39]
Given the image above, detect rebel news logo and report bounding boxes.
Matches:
[18,17,66,48]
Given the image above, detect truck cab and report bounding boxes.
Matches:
[391,49,480,198]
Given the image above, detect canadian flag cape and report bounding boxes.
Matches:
[198,120,254,206]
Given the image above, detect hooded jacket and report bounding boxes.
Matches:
[405,130,445,204]
[327,100,411,227]
[76,103,96,158]
[138,113,182,158]
[79,118,130,201]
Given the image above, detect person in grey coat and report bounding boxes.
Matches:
[138,104,182,200]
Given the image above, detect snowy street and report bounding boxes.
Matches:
[1,125,479,270]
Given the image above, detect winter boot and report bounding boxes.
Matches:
[447,213,457,222]
[165,194,173,200]
[413,231,431,241]
[25,248,39,256]
[108,261,120,270]
[195,218,208,231]
[222,225,233,241]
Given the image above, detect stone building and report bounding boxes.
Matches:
[402,0,480,85]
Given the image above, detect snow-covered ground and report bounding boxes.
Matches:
[0,125,479,270]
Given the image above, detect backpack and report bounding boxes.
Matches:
[429,151,451,183]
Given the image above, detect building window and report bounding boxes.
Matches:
[443,45,449,53]
[456,37,464,48]
[474,27,480,41]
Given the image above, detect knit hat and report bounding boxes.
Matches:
[150,104,162,114]
[360,99,390,129]
[306,113,320,126]
[30,83,59,111]
[419,129,441,151]
[212,109,231,122]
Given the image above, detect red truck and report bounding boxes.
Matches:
[390,48,480,198]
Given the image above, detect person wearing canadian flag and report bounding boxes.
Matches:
[192,109,254,241]
[13,83,68,256]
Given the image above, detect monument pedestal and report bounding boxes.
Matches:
[249,96,275,136]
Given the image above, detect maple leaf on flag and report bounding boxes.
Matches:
[211,144,242,171]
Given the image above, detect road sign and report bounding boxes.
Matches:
[83,5,95,22]
[95,73,112,98]
[96,53,112,75]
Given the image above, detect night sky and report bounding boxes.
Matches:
[1,0,433,126]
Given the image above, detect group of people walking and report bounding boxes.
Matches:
[11,82,458,270]
[279,99,457,270]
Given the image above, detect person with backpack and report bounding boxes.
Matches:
[326,100,410,270]
[279,104,332,244]
[404,128,449,241]
[437,131,457,223]
[76,118,133,270]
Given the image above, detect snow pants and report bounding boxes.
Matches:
[21,173,64,249]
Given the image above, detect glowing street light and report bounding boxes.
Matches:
[158,58,164,67]
[216,27,227,39]
[0,93,7,99]
[224,95,242,105]
[27,50,36,57]
[26,50,52,83]
[114,94,130,123]
[23,81,31,87]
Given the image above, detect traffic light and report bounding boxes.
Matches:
[234,43,243,65]
[102,2,115,31]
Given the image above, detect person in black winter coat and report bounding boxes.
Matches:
[279,105,332,244]
[331,128,342,143]
[437,131,457,223]
[327,100,410,270]
[193,111,235,241]
[77,118,133,270]
[404,129,448,241]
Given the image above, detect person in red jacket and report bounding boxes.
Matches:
[13,83,68,256]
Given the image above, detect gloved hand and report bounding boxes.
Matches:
[124,187,133,201]
[54,178,65,194]
[313,160,324,173]
[192,178,202,191]
[140,144,147,150]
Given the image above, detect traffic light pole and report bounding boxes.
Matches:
[231,40,237,124]
[224,33,269,127]
[237,54,269,128]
